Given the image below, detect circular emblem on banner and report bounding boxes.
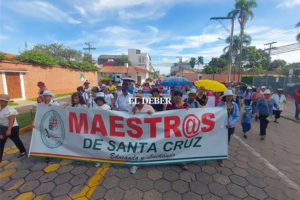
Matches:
[40,110,65,149]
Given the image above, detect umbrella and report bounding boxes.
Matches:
[194,80,227,92]
[122,77,135,82]
[159,77,191,87]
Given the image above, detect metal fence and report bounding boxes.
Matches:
[252,73,300,97]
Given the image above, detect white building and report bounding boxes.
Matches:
[128,49,155,73]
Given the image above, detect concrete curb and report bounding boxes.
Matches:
[19,125,33,135]
[13,95,72,108]
[281,116,300,123]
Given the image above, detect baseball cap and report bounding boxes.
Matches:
[245,105,252,110]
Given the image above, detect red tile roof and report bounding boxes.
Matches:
[99,66,149,73]
[0,52,17,58]
[103,61,115,66]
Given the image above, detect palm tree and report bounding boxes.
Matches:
[189,57,196,69]
[223,34,252,80]
[228,0,257,80]
[296,21,300,42]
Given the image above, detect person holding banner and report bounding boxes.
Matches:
[184,89,200,108]
[151,88,165,112]
[217,90,240,167]
[129,94,155,173]
[0,94,26,162]
[77,86,89,106]
[103,88,115,108]
[196,86,208,108]
[165,90,189,170]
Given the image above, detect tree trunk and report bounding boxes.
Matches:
[238,17,245,82]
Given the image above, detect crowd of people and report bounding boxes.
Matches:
[1,79,299,172]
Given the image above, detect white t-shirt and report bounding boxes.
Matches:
[0,106,18,127]
[69,104,88,108]
[105,94,114,106]
[89,97,96,108]
[94,104,111,110]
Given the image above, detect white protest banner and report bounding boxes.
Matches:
[29,104,228,165]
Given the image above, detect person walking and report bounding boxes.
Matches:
[88,87,100,108]
[107,81,115,93]
[251,87,263,122]
[295,85,300,120]
[83,80,91,92]
[165,90,189,170]
[271,88,286,123]
[240,106,253,139]
[256,90,279,140]
[0,94,26,162]
[116,86,133,112]
[184,89,200,108]
[261,86,266,94]
[217,90,239,167]
[69,93,87,108]
[103,88,115,108]
[234,86,243,111]
[243,87,252,106]
[130,94,155,173]
[196,86,208,108]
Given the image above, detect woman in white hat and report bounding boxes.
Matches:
[271,88,286,123]
[0,94,26,162]
[217,90,240,167]
[256,90,279,140]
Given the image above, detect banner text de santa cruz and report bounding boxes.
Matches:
[68,112,215,154]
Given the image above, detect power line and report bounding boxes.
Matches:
[83,42,96,54]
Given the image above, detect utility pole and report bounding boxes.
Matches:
[264,42,277,88]
[83,42,96,53]
[211,17,234,82]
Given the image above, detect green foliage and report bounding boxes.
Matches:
[8,102,19,106]
[15,50,57,65]
[274,66,289,75]
[243,46,262,68]
[16,112,32,128]
[28,92,74,101]
[113,55,132,66]
[270,59,287,70]
[197,56,204,65]
[203,65,219,74]
[83,53,92,63]
[189,57,196,69]
[0,53,7,60]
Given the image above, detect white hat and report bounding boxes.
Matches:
[187,89,197,95]
[261,86,266,89]
[101,84,106,87]
[221,90,236,98]
[42,90,55,98]
[117,83,122,87]
[96,92,105,98]
[247,86,252,89]
[138,87,143,91]
[263,89,271,95]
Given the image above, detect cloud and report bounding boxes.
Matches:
[278,0,300,8]
[4,25,14,31]
[5,1,81,24]
[0,35,8,40]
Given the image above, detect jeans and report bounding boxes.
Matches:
[259,114,269,136]
[295,101,300,118]
[0,126,26,161]
[244,99,251,106]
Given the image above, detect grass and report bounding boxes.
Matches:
[29,92,74,101]
[8,102,19,106]
[16,112,32,128]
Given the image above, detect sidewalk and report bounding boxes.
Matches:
[281,99,299,122]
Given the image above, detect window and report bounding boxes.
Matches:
[136,50,141,54]
[139,57,142,63]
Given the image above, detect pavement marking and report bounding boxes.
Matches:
[44,163,60,172]
[15,191,36,200]
[0,160,9,167]
[234,135,300,194]
[33,195,47,200]
[9,179,25,190]
[4,161,21,170]
[6,148,19,154]
[60,159,73,165]
[0,168,16,178]
[70,163,110,199]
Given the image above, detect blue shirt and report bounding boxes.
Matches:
[257,98,278,116]
[128,86,134,94]
[242,112,253,123]
[217,101,239,128]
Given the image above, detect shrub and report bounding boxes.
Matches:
[0,53,7,60]
[15,50,56,65]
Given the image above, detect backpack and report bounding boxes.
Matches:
[183,99,199,108]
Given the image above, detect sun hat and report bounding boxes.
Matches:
[84,80,90,85]
[263,89,272,95]
[277,88,283,91]
[96,92,105,98]
[134,88,139,93]
[0,94,14,102]
[247,86,252,90]
[42,90,55,98]
[37,81,45,86]
[261,86,266,89]
[101,84,106,87]
[245,105,252,110]
[117,83,122,87]
[221,90,236,98]
[138,87,143,91]
[187,89,197,95]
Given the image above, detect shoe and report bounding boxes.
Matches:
[17,152,26,158]
[95,163,101,167]
[130,166,138,174]
[243,135,247,139]
[45,158,52,162]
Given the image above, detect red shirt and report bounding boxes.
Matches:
[215,97,221,107]
[295,90,300,102]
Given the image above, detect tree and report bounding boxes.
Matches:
[270,59,287,70]
[228,0,258,79]
[83,53,92,63]
[296,21,300,42]
[197,56,204,66]
[243,46,262,69]
[32,43,83,61]
[189,57,196,69]
[0,53,7,60]
[113,55,132,66]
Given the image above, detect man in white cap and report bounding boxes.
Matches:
[261,86,266,94]
[184,89,200,108]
